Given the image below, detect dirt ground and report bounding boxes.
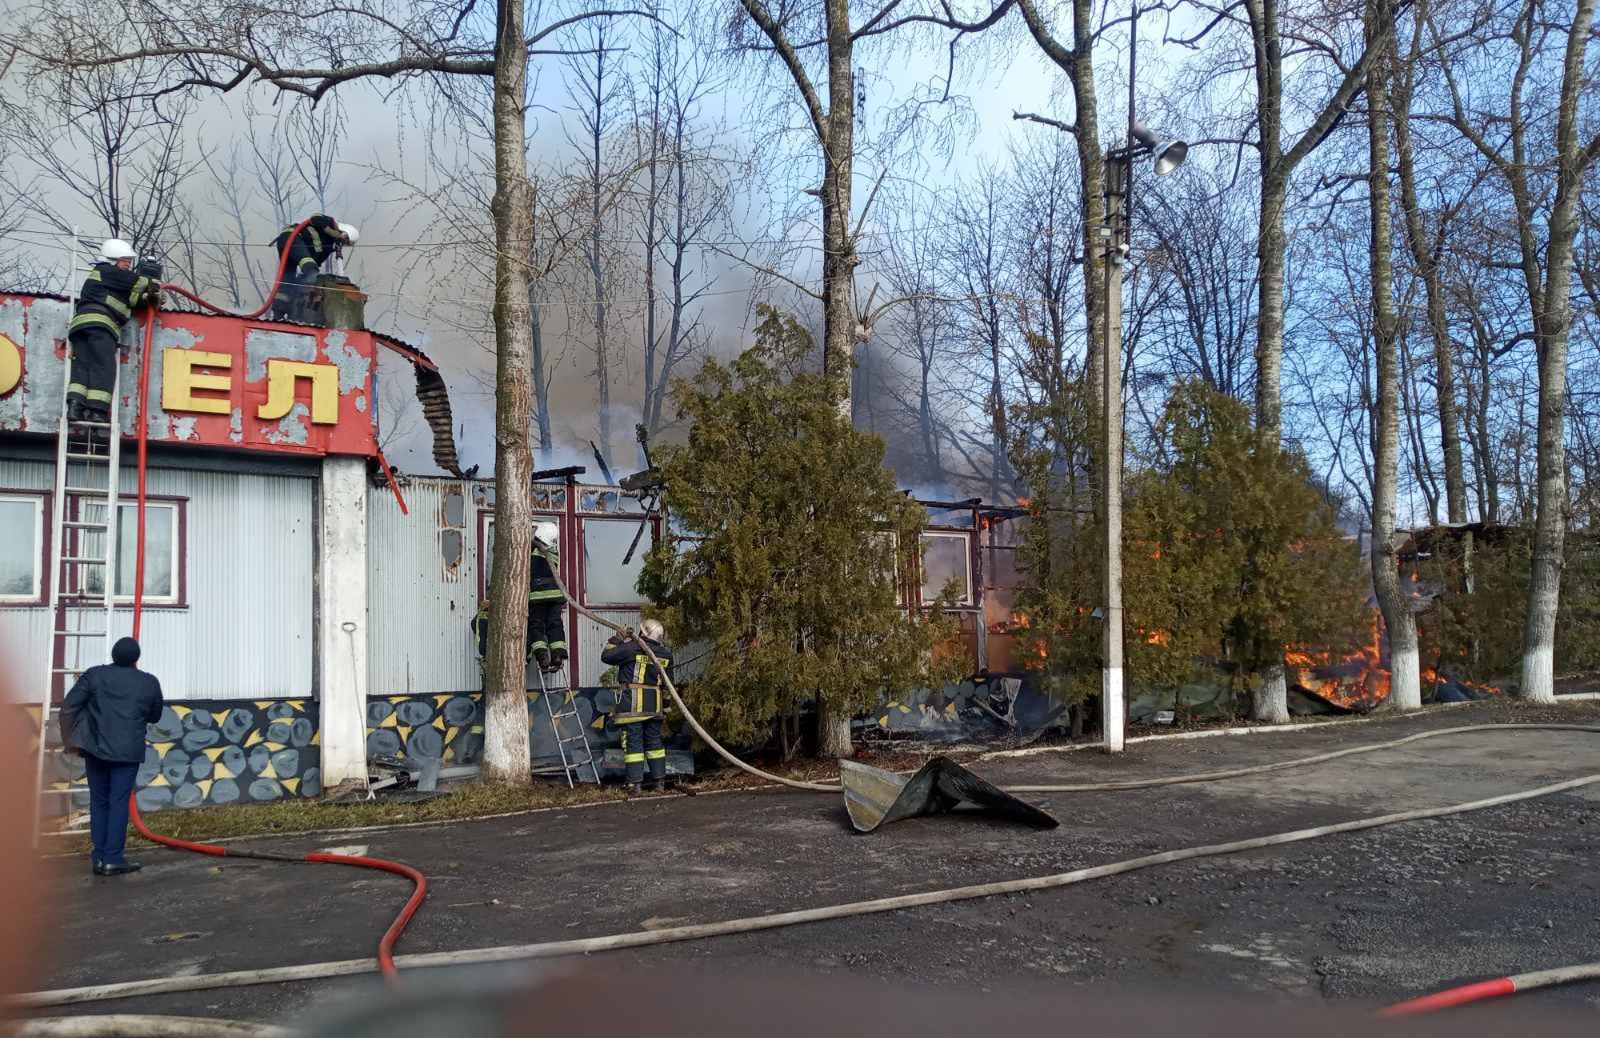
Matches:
[27,700,1600,1029]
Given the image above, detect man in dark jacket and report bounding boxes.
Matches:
[602,620,673,792]
[67,239,161,422]
[270,216,356,322]
[529,521,567,672]
[59,637,163,876]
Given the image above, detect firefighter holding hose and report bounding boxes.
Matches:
[603,620,673,793]
[269,216,357,322]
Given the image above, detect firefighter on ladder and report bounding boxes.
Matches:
[471,520,567,673]
[603,619,673,793]
[269,216,358,323]
[67,239,161,422]
[529,521,567,673]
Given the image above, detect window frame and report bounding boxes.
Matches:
[579,515,655,608]
[0,490,48,606]
[71,495,188,608]
[477,510,566,604]
[918,529,975,608]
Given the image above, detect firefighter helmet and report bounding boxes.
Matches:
[640,618,665,642]
[99,239,136,263]
[533,521,558,548]
[337,222,360,244]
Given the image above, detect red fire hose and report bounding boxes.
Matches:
[122,219,428,980]
[1381,963,1600,1016]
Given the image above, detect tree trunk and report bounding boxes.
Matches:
[482,0,537,785]
[530,285,553,460]
[815,696,854,759]
[1070,0,1106,417]
[1247,0,1289,723]
[1366,0,1422,711]
[821,0,856,415]
[1252,665,1289,724]
[1519,0,1596,701]
[1394,18,1467,527]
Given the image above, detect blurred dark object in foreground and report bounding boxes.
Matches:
[298,965,1598,1038]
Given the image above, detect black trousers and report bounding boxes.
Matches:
[618,717,665,785]
[84,753,139,866]
[527,599,567,660]
[67,327,119,410]
[271,262,319,322]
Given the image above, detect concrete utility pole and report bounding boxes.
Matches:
[1100,4,1186,754]
[1101,154,1128,754]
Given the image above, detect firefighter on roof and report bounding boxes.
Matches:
[270,216,357,322]
[529,521,567,672]
[603,619,673,792]
[67,239,161,422]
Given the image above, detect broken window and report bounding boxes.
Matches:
[583,518,649,605]
[920,532,972,606]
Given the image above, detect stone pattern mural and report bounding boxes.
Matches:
[33,699,323,813]
[366,687,693,782]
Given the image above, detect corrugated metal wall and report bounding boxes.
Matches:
[0,455,314,701]
[367,478,481,694]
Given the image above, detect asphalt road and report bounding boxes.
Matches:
[27,701,1600,1029]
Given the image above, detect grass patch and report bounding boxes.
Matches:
[48,781,626,856]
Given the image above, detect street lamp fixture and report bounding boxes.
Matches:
[1130,120,1188,176]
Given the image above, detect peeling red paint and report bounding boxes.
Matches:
[0,293,379,457]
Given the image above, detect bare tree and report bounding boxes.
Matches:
[1364,0,1421,711]
[565,13,627,461]
[1431,0,1600,700]
[0,57,201,257]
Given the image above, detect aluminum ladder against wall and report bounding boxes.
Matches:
[32,230,127,839]
[533,664,601,788]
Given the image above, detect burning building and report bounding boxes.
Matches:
[1,289,1032,813]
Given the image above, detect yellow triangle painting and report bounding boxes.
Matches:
[151,742,173,756]
[197,779,213,798]
[397,726,411,742]
[255,701,272,710]
[432,716,446,731]
[213,764,233,780]
[287,701,304,711]
[204,747,226,762]
[212,710,230,726]
[149,773,168,787]
[380,713,399,728]
[245,730,264,747]
[172,705,191,718]
[311,732,321,746]
[433,694,453,707]
[283,777,300,793]
[444,727,458,745]
[259,761,277,779]
[266,742,284,752]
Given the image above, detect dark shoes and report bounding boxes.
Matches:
[93,860,143,876]
[532,649,551,670]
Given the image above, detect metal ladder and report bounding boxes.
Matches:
[533,663,600,787]
[33,231,127,836]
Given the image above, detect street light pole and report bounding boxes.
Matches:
[1101,153,1129,755]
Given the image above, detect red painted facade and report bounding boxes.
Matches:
[0,292,382,457]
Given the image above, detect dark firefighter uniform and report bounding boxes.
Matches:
[529,544,567,670]
[602,633,673,788]
[270,215,344,322]
[68,264,157,417]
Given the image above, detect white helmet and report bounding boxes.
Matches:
[640,618,665,642]
[533,521,558,548]
[337,222,359,244]
[99,239,136,262]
